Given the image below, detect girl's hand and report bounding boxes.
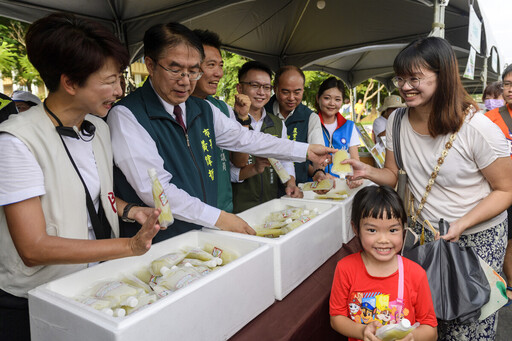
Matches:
[363,321,381,341]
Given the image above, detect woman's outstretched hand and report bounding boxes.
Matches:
[130,208,161,256]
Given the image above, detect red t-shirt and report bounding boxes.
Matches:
[329,252,437,341]
[485,104,512,158]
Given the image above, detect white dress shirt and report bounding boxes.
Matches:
[107,82,309,228]
[273,101,324,145]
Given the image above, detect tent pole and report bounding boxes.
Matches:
[430,0,448,38]
[482,56,488,92]
[352,87,356,121]
[377,82,381,107]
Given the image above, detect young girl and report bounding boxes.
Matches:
[330,185,437,341]
[315,77,362,188]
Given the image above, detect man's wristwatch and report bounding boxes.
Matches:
[121,203,137,223]
[236,115,251,126]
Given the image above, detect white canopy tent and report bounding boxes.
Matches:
[0,0,500,92]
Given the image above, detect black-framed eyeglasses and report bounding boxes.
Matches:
[157,62,203,81]
[240,81,272,92]
[502,82,512,90]
[392,74,436,89]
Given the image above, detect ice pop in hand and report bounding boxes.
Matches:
[148,168,174,227]
[331,149,353,177]
[268,158,291,184]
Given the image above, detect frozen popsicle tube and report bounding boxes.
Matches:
[76,296,113,315]
[183,246,222,265]
[331,149,353,177]
[203,243,239,265]
[121,274,152,294]
[315,193,348,200]
[268,158,291,184]
[148,168,174,227]
[255,228,285,238]
[150,251,187,276]
[375,319,419,341]
[125,293,157,315]
[180,258,218,268]
[91,281,139,308]
[299,179,334,191]
[265,207,304,222]
[156,267,202,291]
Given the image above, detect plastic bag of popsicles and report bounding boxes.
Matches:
[74,243,239,317]
[253,206,320,238]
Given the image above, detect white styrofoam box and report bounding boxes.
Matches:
[28,231,274,341]
[286,179,372,244]
[203,198,341,300]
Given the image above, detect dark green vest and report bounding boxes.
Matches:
[265,96,311,184]
[113,80,218,242]
[232,113,283,213]
[206,95,233,213]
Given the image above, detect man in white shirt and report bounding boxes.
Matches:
[107,22,335,241]
[264,65,325,184]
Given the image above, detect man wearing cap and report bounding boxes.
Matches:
[11,90,42,113]
[372,95,406,145]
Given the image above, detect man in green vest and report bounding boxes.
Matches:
[231,61,302,213]
[108,22,336,242]
[191,29,252,213]
[264,66,328,185]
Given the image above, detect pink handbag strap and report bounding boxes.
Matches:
[397,255,404,303]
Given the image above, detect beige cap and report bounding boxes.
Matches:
[379,95,406,113]
[11,90,41,106]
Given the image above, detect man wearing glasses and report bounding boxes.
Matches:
[107,22,335,242]
[230,61,302,213]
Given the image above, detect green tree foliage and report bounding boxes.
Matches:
[303,71,332,110]
[216,50,248,106]
[0,18,42,91]
[0,41,16,74]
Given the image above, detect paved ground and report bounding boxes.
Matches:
[496,299,511,341]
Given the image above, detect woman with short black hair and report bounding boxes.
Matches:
[0,13,161,340]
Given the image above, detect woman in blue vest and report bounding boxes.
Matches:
[316,77,362,188]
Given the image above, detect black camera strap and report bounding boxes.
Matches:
[58,136,112,239]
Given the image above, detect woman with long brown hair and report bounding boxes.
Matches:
[345,36,512,339]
